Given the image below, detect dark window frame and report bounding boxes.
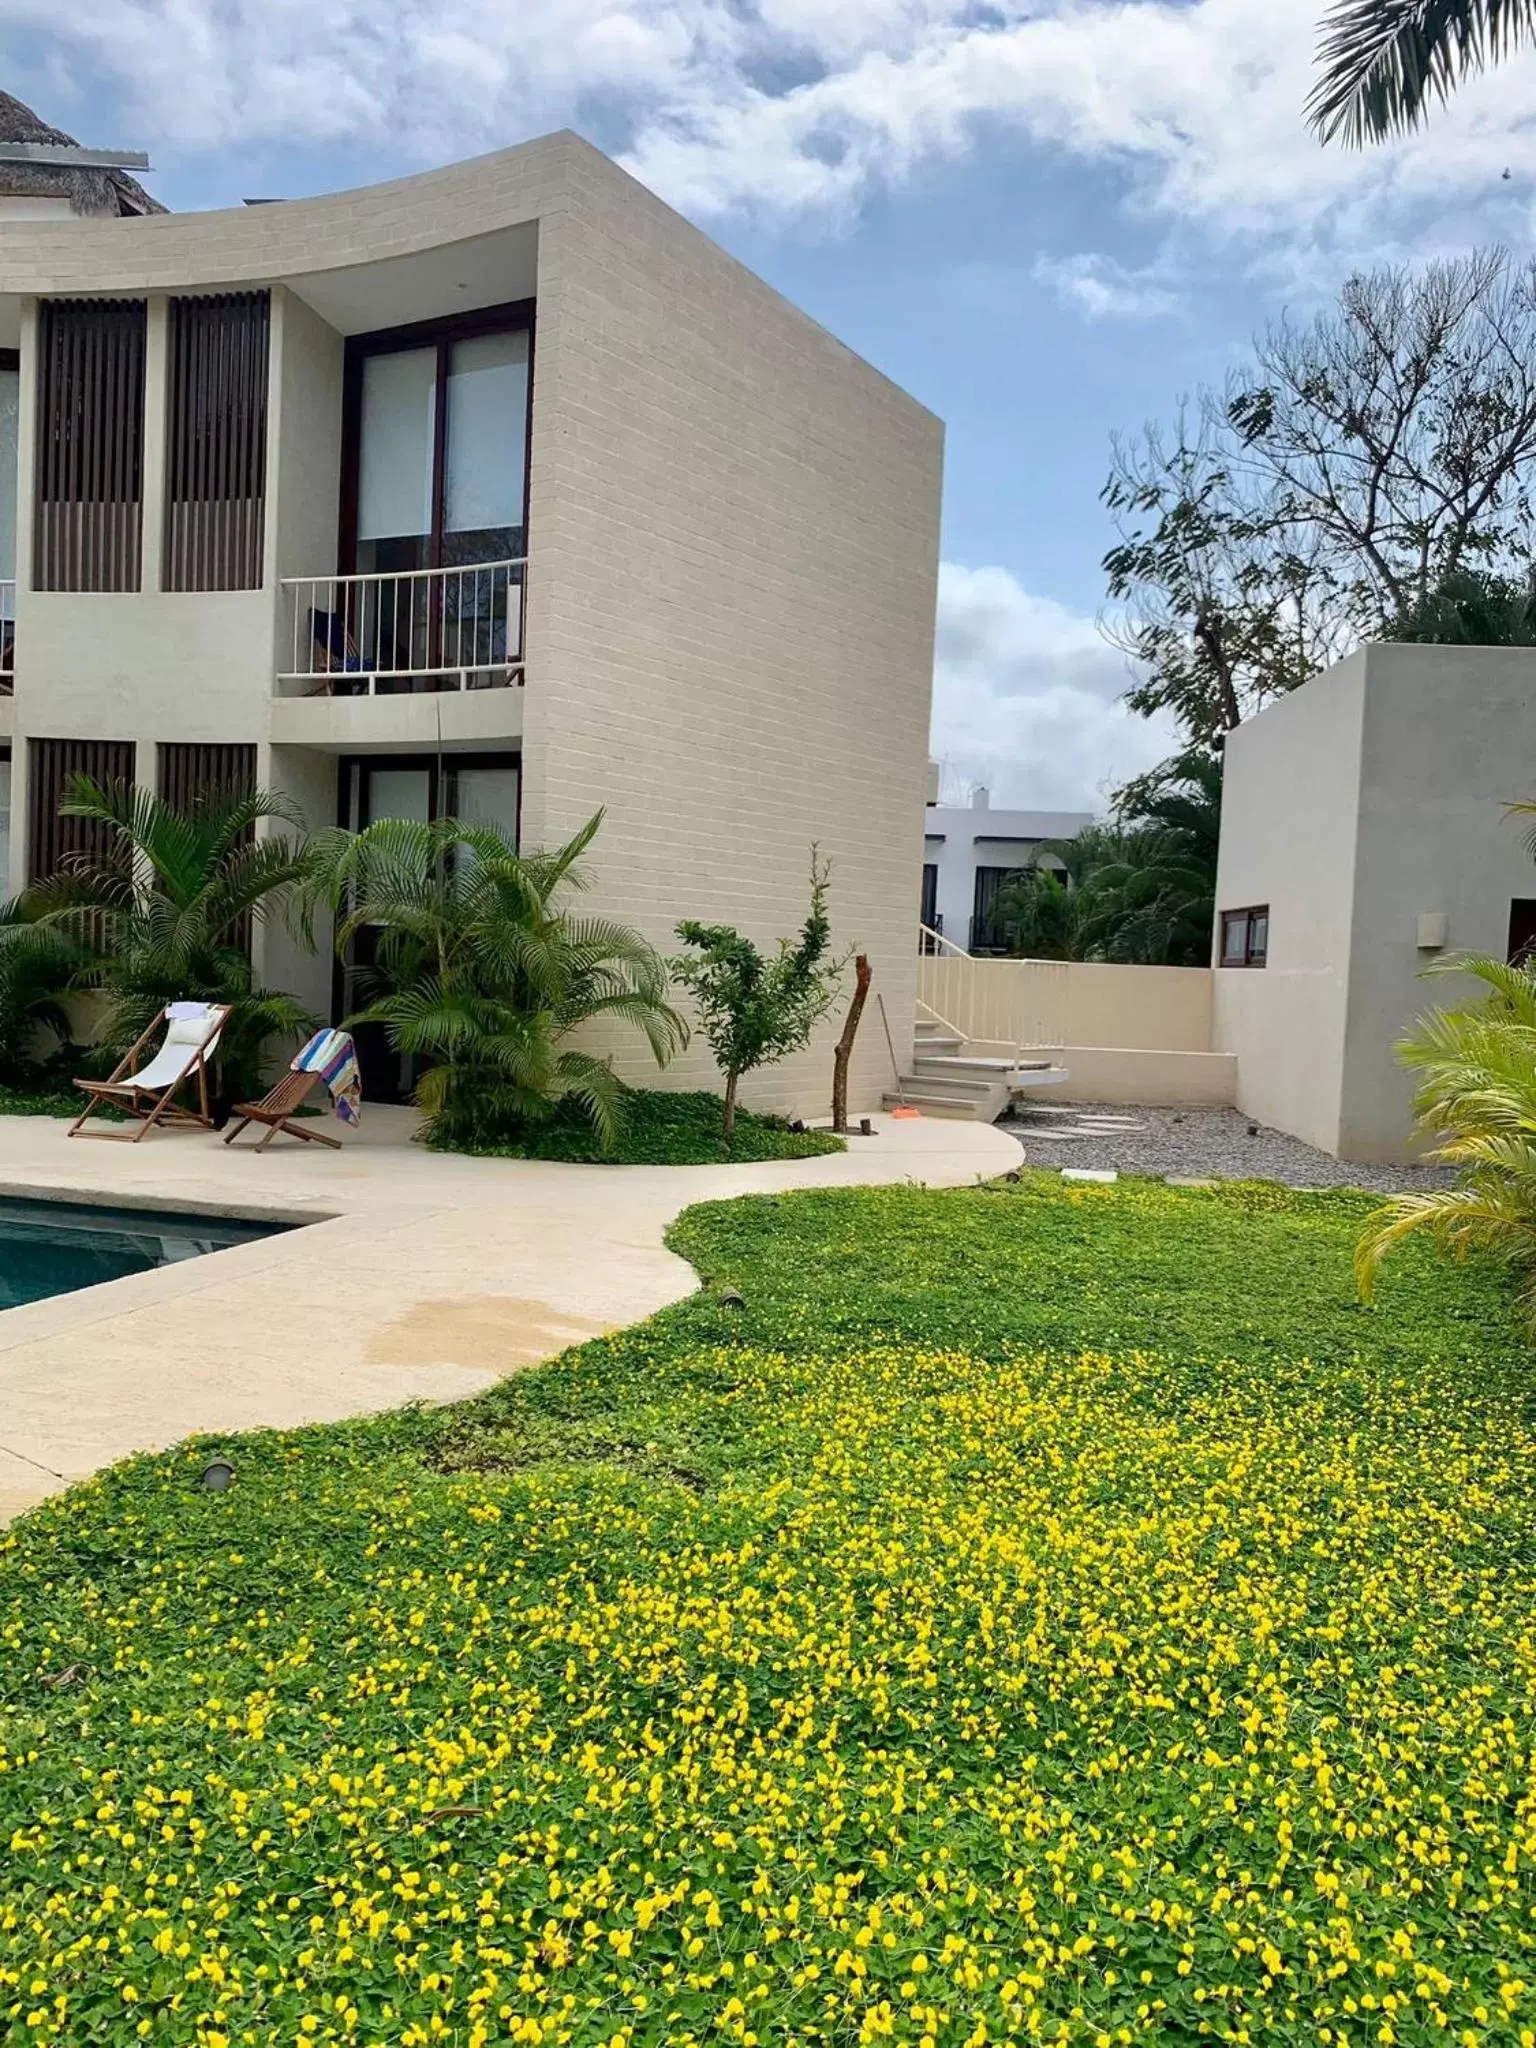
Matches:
[337,298,536,579]
[336,749,523,835]
[1219,905,1269,968]
[331,749,522,1099]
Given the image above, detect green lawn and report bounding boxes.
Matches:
[2,1175,1533,2047]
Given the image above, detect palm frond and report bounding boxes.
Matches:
[1308,0,1536,145]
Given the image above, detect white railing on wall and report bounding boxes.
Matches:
[919,941,1070,1050]
[277,560,526,696]
[0,580,13,692]
[917,933,1216,1056]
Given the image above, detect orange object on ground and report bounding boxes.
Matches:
[890,1105,923,1119]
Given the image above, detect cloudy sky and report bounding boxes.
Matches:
[8,0,1535,806]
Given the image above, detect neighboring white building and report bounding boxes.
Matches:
[923,790,1093,952]
[1212,644,1536,1161]
[0,125,942,1113]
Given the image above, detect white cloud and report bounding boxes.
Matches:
[1032,252,1180,320]
[930,563,1177,813]
[8,0,1536,270]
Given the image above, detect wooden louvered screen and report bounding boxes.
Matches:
[165,293,270,591]
[158,742,258,954]
[34,300,147,592]
[157,741,257,817]
[27,737,135,882]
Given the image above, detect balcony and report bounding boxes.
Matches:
[277,560,525,698]
[271,561,526,751]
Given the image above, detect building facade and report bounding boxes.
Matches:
[0,130,943,1114]
[1212,644,1536,1161]
[923,793,1093,952]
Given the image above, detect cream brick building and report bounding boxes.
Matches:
[0,130,943,1114]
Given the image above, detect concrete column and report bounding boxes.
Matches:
[140,295,169,595]
[13,297,36,601]
[9,298,36,890]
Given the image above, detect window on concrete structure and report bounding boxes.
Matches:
[1509,899,1536,966]
[34,299,147,592]
[164,293,270,592]
[1220,906,1269,967]
[341,307,532,690]
[0,349,17,675]
[340,753,520,837]
[971,865,1023,954]
[336,753,520,1103]
[28,737,135,882]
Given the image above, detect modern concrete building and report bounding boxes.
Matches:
[1212,644,1536,1161]
[923,791,1093,951]
[0,128,943,1113]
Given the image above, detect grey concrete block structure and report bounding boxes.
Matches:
[1212,645,1536,1161]
[0,131,943,1116]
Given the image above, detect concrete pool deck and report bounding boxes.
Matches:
[0,1108,1023,1522]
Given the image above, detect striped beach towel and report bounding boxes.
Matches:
[293,1028,364,1125]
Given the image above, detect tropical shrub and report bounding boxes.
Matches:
[673,850,843,1146]
[988,753,1220,966]
[21,776,316,1101]
[1356,952,1536,1324]
[1381,566,1536,646]
[0,898,92,1083]
[302,808,684,1152]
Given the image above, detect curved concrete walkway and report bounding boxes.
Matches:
[0,1109,1022,1521]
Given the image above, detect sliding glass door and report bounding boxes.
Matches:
[336,753,521,1100]
[347,312,530,689]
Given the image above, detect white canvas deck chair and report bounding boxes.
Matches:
[69,1002,232,1142]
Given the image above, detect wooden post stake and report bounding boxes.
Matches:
[831,953,872,1133]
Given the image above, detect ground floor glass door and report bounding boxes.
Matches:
[335,753,520,1102]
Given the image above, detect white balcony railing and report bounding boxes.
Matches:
[277,560,525,696]
[0,580,13,692]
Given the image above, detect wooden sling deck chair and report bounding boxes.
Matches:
[224,1067,342,1150]
[69,1002,232,1141]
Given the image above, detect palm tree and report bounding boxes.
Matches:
[300,808,686,1151]
[1356,954,1536,1327]
[1069,753,1222,967]
[21,775,317,1099]
[0,899,93,1083]
[1308,0,1536,144]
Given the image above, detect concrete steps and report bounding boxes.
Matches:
[884,1019,1068,1122]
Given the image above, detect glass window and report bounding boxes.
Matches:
[1220,908,1267,967]
[363,766,433,826]
[451,763,519,843]
[0,752,10,900]
[356,347,436,574]
[444,332,529,564]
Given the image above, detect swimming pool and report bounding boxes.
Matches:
[0,1195,294,1312]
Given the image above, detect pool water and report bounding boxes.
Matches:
[0,1195,293,1312]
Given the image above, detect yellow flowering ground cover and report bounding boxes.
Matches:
[2,1175,1534,2047]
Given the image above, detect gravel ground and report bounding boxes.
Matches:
[999,1101,1459,1193]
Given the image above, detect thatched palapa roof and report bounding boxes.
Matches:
[0,90,164,217]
